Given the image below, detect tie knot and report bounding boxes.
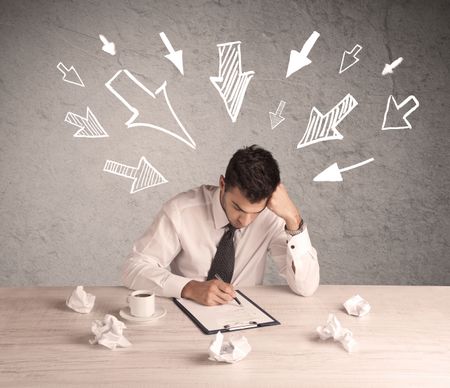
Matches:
[226,224,236,235]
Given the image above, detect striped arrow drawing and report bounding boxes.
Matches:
[210,41,255,123]
[269,100,286,129]
[57,62,85,87]
[65,107,108,138]
[159,32,184,75]
[382,95,419,130]
[339,44,362,74]
[286,31,320,78]
[314,158,374,182]
[297,93,358,149]
[103,156,168,194]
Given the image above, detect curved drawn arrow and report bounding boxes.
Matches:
[314,158,374,182]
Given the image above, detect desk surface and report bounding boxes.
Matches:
[0,285,449,387]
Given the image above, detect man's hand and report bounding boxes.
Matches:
[181,279,236,306]
[267,183,302,230]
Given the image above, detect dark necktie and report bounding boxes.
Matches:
[207,224,236,283]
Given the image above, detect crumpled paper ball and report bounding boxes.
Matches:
[89,314,132,350]
[208,331,251,363]
[66,285,95,313]
[317,313,357,353]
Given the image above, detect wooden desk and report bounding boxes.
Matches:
[0,285,449,387]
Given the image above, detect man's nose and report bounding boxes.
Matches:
[239,213,253,226]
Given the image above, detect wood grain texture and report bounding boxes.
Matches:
[0,285,449,387]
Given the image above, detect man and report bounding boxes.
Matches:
[122,145,319,305]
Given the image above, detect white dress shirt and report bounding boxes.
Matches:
[122,185,320,298]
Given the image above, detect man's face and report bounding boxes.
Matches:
[219,176,268,229]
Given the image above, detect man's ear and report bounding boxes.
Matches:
[219,175,225,190]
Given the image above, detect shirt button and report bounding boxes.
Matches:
[290,245,295,249]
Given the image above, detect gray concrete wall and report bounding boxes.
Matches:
[1,0,449,287]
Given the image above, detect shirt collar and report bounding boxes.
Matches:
[212,186,229,230]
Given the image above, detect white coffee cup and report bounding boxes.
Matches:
[127,290,155,317]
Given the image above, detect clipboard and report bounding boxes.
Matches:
[173,290,280,334]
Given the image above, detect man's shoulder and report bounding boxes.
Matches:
[164,185,217,211]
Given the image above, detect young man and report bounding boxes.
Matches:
[122,145,319,305]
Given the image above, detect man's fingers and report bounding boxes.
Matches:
[215,280,236,298]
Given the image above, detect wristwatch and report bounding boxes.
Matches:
[285,218,305,236]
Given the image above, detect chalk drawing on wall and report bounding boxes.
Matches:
[382,95,419,130]
[382,57,403,76]
[269,100,286,129]
[297,93,358,149]
[65,107,109,138]
[339,44,362,74]
[210,41,255,123]
[103,156,168,194]
[99,34,116,56]
[57,62,85,87]
[159,32,184,75]
[314,158,374,182]
[105,69,196,149]
[286,31,320,78]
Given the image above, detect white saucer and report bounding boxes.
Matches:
[119,306,167,322]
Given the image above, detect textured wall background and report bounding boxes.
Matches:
[1,0,449,287]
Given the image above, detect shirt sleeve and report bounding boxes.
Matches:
[121,204,192,298]
[268,224,320,296]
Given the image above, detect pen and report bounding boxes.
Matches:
[214,274,242,306]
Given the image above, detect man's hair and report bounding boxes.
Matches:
[224,145,280,203]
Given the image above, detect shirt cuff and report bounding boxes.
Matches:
[161,274,192,298]
[286,225,314,258]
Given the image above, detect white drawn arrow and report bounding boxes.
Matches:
[314,158,374,182]
[105,69,196,149]
[269,100,286,129]
[99,34,116,55]
[339,44,362,74]
[103,156,168,194]
[297,93,358,149]
[56,62,85,87]
[210,41,255,123]
[65,107,108,138]
[286,31,320,78]
[159,32,184,75]
[382,95,419,130]
[382,57,403,75]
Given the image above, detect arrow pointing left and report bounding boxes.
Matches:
[286,31,320,78]
[57,62,85,87]
[314,158,374,182]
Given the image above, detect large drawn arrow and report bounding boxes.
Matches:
[103,156,168,194]
[105,69,196,149]
[314,158,375,182]
[210,41,255,123]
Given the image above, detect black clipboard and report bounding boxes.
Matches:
[173,290,280,335]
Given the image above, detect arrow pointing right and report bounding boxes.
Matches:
[103,156,168,194]
[314,158,374,182]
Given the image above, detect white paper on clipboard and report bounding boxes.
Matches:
[174,291,279,333]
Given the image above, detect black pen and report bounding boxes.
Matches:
[214,274,242,306]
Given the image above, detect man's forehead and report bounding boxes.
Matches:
[227,188,267,213]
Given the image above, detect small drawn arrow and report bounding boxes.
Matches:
[65,107,109,138]
[99,34,116,55]
[159,32,184,75]
[286,31,320,78]
[103,156,168,194]
[382,57,403,75]
[314,158,375,182]
[56,62,85,87]
[269,100,286,129]
[382,95,419,130]
[339,44,362,74]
